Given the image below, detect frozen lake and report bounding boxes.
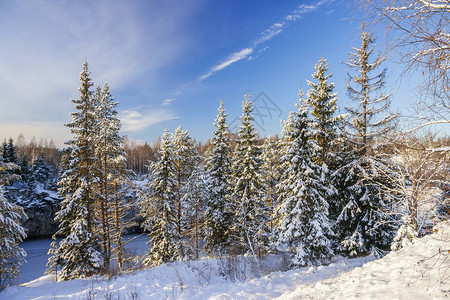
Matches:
[14,234,149,285]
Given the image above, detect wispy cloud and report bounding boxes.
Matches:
[199,48,253,81]
[248,47,269,61]
[162,98,176,106]
[121,108,178,132]
[198,0,332,82]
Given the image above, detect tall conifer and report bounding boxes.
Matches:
[231,93,269,255]
[275,93,334,267]
[48,61,103,280]
[204,101,233,255]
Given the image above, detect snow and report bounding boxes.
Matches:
[2,222,449,299]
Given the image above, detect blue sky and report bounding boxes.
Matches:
[0,0,428,147]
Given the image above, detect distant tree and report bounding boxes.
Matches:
[1,141,7,163]
[231,93,269,256]
[275,93,334,267]
[32,157,52,183]
[4,138,18,164]
[204,100,233,255]
[140,128,180,266]
[19,156,33,185]
[124,138,155,174]
[0,159,27,289]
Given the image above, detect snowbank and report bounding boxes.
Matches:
[1,222,448,299]
[282,221,449,299]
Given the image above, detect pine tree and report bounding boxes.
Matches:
[335,30,400,257]
[47,61,103,280]
[94,82,129,270]
[204,100,233,255]
[140,128,180,266]
[181,165,209,259]
[0,159,27,289]
[231,93,269,256]
[274,93,334,267]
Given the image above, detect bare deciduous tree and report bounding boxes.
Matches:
[359,0,449,131]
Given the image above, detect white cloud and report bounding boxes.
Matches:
[198,0,332,82]
[120,108,178,132]
[0,1,198,139]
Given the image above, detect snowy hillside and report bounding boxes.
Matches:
[2,221,448,300]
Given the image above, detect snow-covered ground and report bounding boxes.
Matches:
[11,234,150,285]
[2,222,449,299]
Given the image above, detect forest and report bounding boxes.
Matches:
[0,0,448,295]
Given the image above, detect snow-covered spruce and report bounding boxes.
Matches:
[275,94,334,267]
[305,57,342,166]
[171,126,201,257]
[261,136,281,236]
[140,128,182,266]
[230,93,269,256]
[46,61,103,280]
[0,160,27,289]
[181,165,209,259]
[204,100,233,256]
[1,138,18,165]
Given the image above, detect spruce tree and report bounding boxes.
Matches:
[171,126,200,242]
[305,58,340,166]
[275,93,333,267]
[140,128,180,266]
[32,157,52,183]
[231,93,269,256]
[1,141,7,162]
[335,30,400,257]
[304,58,344,247]
[0,159,27,289]
[204,100,233,255]
[47,61,103,280]
[261,136,281,232]
[1,139,19,179]
[5,138,18,164]
[181,165,209,259]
